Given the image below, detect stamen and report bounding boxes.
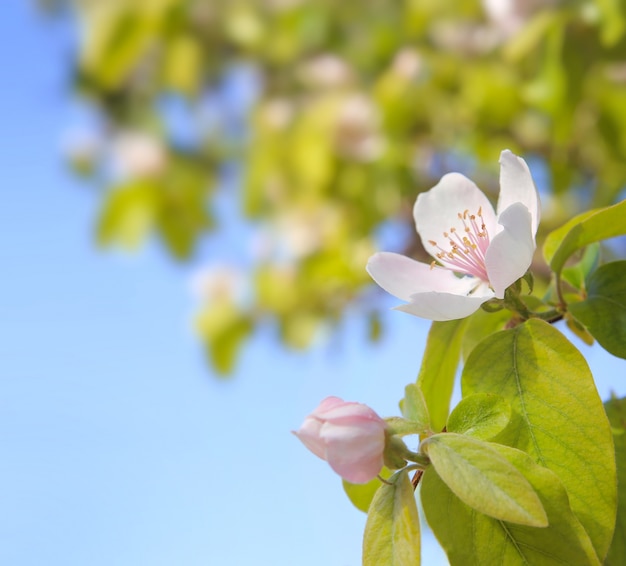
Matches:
[430,206,491,281]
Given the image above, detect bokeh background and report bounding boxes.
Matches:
[3,1,626,564]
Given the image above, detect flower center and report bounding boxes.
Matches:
[428,207,490,281]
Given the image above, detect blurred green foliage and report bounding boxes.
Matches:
[57,0,626,373]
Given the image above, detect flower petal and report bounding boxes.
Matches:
[497,150,540,236]
[414,172,497,262]
[311,396,345,417]
[485,202,535,298]
[396,285,494,321]
[319,401,384,425]
[367,251,477,301]
[322,421,385,484]
[292,417,327,460]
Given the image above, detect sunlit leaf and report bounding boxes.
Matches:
[462,319,616,560]
[399,383,431,434]
[422,433,547,526]
[446,393,511,441]
[363,470,420,566]
[422,444,600,565]
[417,319,469,433]
[543,200,626,275]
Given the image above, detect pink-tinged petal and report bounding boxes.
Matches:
[497,150,541,236]
[322,421,386,484]
[367,252,478,301]
[414,172,497,261]
[310,396,345,417]
[320,401,385,425]
[485,202,535,298]
[396,286,494,321]
[292,416,327,460]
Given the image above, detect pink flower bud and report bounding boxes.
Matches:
[293,396,387,484]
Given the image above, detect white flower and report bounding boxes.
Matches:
[367,150,540,321]
[112,131,167,180]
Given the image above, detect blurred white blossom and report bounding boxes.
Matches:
[482,0,557,39]
[261,97,295,130]
[112,131,168,180]
[334,94,384,161]
[299,54,354,89]
[391,48,423,81]
[190,264,246,304]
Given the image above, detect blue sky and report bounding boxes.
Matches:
[2,4,625,566]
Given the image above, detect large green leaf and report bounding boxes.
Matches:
[446,393,511,441]
[569,261,626,359]
[363,470,420,566]
[462,319,616,560]
[421,444,600,565]
[422,433,547,527]
[417,319,469,432]
[542,200,626,275]
[462,307,511,362]
[604,396,626,566]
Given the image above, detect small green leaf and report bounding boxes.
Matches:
[422,444,600,565]
[399,384,431,433]
[561,243,600,292]
[462,319,617,559]
[605,396,626,565]
[196,303,252,375]
[96,182,160,250]
[417,319,469,432]
[543,199,626,275]
[446,393,511,441]
[363,470,421,566]
[422,433,547,527]
[385,417,426,437]
[569,261,626,359]
[343,467,392,514]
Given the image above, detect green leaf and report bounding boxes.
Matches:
[542,200,626,275]
[196,303,252,375]
[561,242,600,292]
[363,470,420,566]
[462,319,616,560]
[596,0,626,46]
[446,393,511,441]
[421,444,600,565]
[417,319,469,432]
[96,182,160,250]
[343,467,392,514]
[569,261,626,359]
[385,417,427,437]
[422,433,547,527]
[462,307,511,362]
[399,384,431,433]
[605,396,626,565]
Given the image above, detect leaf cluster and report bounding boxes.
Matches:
[352,203,626,564]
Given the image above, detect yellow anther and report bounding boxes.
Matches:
[429,240,437,246]
[430,261,436,270]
